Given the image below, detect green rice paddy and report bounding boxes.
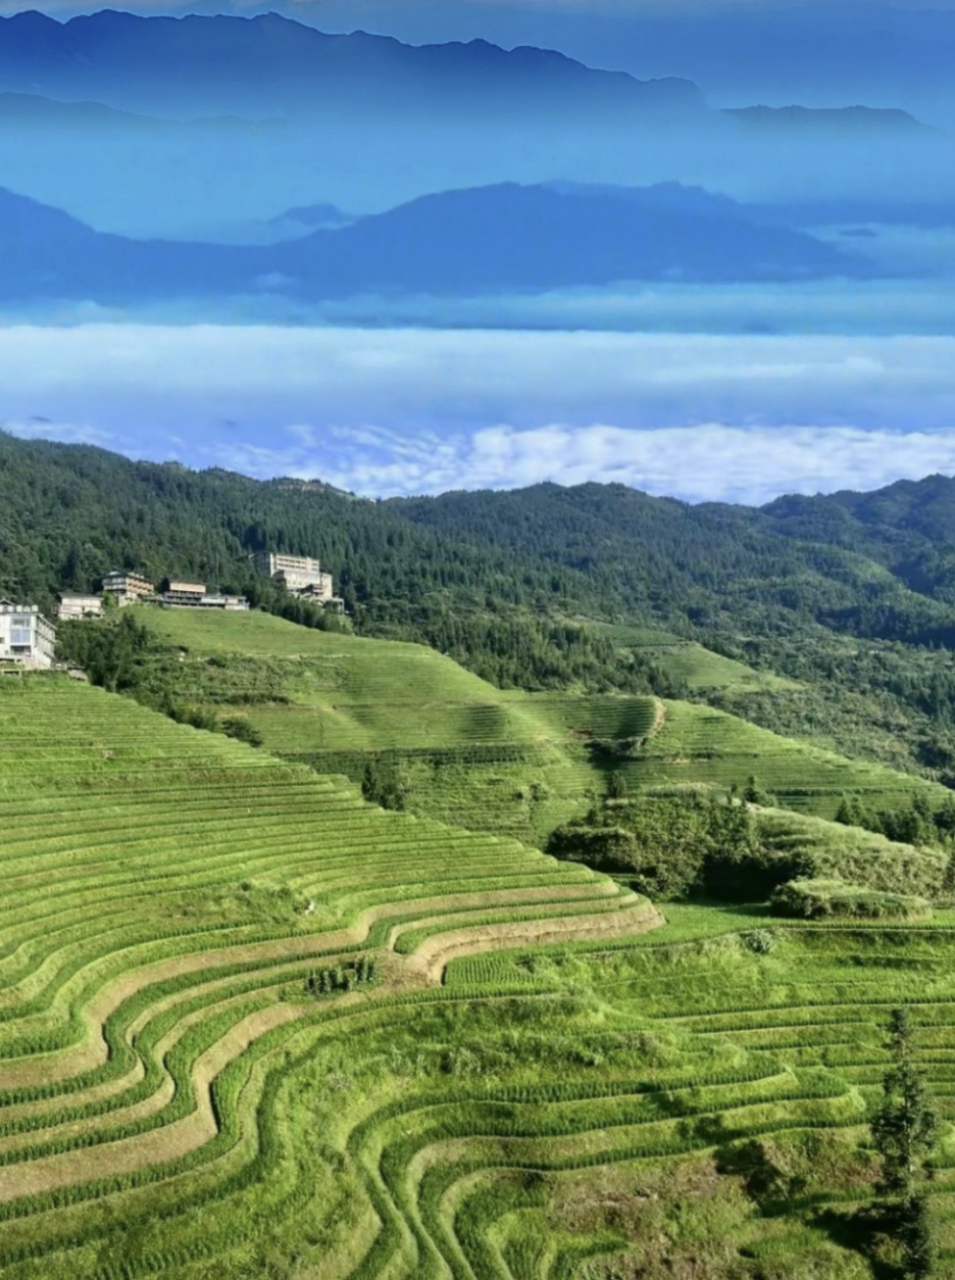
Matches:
[4,613,955,1278]
[137,608,949,846]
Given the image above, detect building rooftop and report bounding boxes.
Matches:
[0,599,40,612]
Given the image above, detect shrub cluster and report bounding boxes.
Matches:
[361,760,409,811]
[547,792,811,903]
[741,928,777,955]
[770,878,933,921]
[305,958,377,997]
[836,791,955,849]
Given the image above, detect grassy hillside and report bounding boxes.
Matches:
[594,621,800,692]
[135,606,660,843]
[5,673,955,1277]
[131,610,952,895]
[0,673,659,1274]
[637,701,941,818]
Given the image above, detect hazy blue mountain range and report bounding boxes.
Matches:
[0,10,702,120]
[0,180,872,307]
[541,181,955,234]
[0,5,950,301]
[722,105,938,136]
[1,97,947,243]
[0,10,951,241]
[246,0,955,124]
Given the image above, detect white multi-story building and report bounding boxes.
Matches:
[57,594,104,621]
[0,600,57,669]
[253,551,340,604]
[102,571,155,606]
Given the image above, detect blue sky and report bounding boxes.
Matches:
[5,324,955,504]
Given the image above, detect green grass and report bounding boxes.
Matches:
[595,622,800,692]
[635,700,947,819]
[132,609,950,856]
[0,671,667,1280]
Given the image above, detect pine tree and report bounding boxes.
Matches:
[871,1008,938,1276]
[834,796,855,826]
[873,1008,937,1198]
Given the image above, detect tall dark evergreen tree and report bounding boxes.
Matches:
[873,1008,937,1198]
[871,1007,938,1278]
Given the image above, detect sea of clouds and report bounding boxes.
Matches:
[3,324,955,504]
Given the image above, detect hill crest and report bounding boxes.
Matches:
[0,9,703,118]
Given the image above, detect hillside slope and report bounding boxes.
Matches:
[5,672,955,1277]
[130,610,952,885]
[10,431,955,779]
[0,672,659,1255]
[7,431,955,643]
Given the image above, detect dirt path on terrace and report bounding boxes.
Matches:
[0,881,581,1092]
[0,1001,303,1202]
[410,900,664,984]
[0,896,663,1202]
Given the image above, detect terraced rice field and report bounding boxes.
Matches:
[4,672,955,1277]
[136,609,950,846]
[137,607,664,842]
[0,674,657,1279]
[439,913,955,1276]
[634,701,946,820]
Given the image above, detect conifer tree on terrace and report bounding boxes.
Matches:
[871,1007,938,1278]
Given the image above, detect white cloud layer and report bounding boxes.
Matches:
[201,422,955,505]
[2,323,955,504]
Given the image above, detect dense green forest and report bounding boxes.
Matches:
[6,428,955,775]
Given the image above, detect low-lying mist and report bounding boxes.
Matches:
[4,324,955,504]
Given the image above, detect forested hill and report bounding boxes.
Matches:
[396,478,955,644]
[12,428,955,775]
[6,430,955,648]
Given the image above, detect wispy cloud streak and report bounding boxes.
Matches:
[2,324,954,503]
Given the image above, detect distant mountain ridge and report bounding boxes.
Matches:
[0,9,946,242]
[723,105,937,134]
[0,10,703,119]
[268,1,955,119]
[0,179,871,305]
[0,91,272,133]
[763,475,955,552]
[541,179,955,234]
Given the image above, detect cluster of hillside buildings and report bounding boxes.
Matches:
[1,553,342,671]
